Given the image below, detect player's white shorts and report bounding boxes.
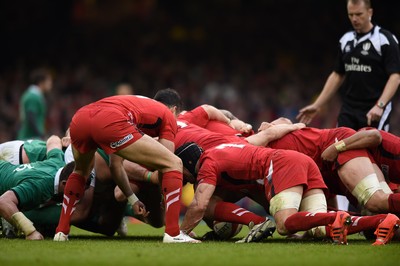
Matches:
[0,140,24,165]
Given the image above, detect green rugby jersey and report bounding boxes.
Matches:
[18,85,46,140]
[23,139,47,162]
[0,148,65,211]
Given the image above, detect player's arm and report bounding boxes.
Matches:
[321,129,382,161]
[46,135,63,153]
[246,123,305,147]
[201,104,252,133]
[367,73,400,126]
[219,109,237,120]
[123,160,159,184]
[109,154,149,218]
[180,183,216,233]
[61,128,71,148]
[0,190,44,240]
[297,71,344,125]
[220,108,254,133]
[201,104,232,125]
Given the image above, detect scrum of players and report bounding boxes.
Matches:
[0,88,399,245]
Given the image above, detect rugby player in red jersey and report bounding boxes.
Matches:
[260,122,400,217]
[177,142,355,244]
[321,128,400,213]
[177,142,399,245]
[322,128,400,186]
[54,95,199,243]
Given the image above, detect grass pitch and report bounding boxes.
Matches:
[1,221,399,266]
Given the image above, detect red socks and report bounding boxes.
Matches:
[162,170,183,236]
[285,212,387,236]
[56,172,86,234]
[347,214,386,234]
[213,202,265,225]
[284,212,336,233]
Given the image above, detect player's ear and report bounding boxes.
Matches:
[172,106,178,116]
[60,180,68,192]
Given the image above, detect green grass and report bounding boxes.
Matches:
[1,222,399,266]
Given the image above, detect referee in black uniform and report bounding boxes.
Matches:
[297,0,400,131]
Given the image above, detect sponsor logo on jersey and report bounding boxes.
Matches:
[361,42,371,55]
[345,56,372,72]
[345,63,372,72]
[110,134,133,149]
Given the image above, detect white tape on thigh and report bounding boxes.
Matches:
[299,194,327,213]
[299,193,328,238]
[269,191,301,216]
[379,181,393,194]
[352,173,382,206]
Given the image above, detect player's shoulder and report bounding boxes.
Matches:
[376,26,399,44]
[45,148,66,165]
[339,30,355,44]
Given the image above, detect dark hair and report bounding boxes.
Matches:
[52,161,75,202]
[29,68,52,85]
[59,161,75,182]
[175,142,203,177]
[154,88,183,113]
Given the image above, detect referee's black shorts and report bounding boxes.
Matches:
[337,103,391,131]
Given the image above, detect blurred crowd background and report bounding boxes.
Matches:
[1,0,400,142]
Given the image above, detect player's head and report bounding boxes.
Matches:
[175,142,203,180]
[347,0,373,33]
[154,88,183,116]
[53,161,75,202]
[30,67,53,92]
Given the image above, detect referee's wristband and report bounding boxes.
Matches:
[127,193,139,205]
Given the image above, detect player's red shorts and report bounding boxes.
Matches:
[264,149,327,201]
[70,104,144,154]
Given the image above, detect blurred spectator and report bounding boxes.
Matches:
[17,68,53,140]
[115,83,134,95]
[1,0,400,144]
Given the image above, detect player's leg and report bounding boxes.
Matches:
[206,188,275,243]
[115,134,193,242]
[346,213,400,245]
[210,201,265,227]
[369,163,400,215]
[273,187,352,244]
[372,213,400,245]
[372,164,393,195]
[301,191,400,245]
[54,147,95,240]
[337,157,391,213]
